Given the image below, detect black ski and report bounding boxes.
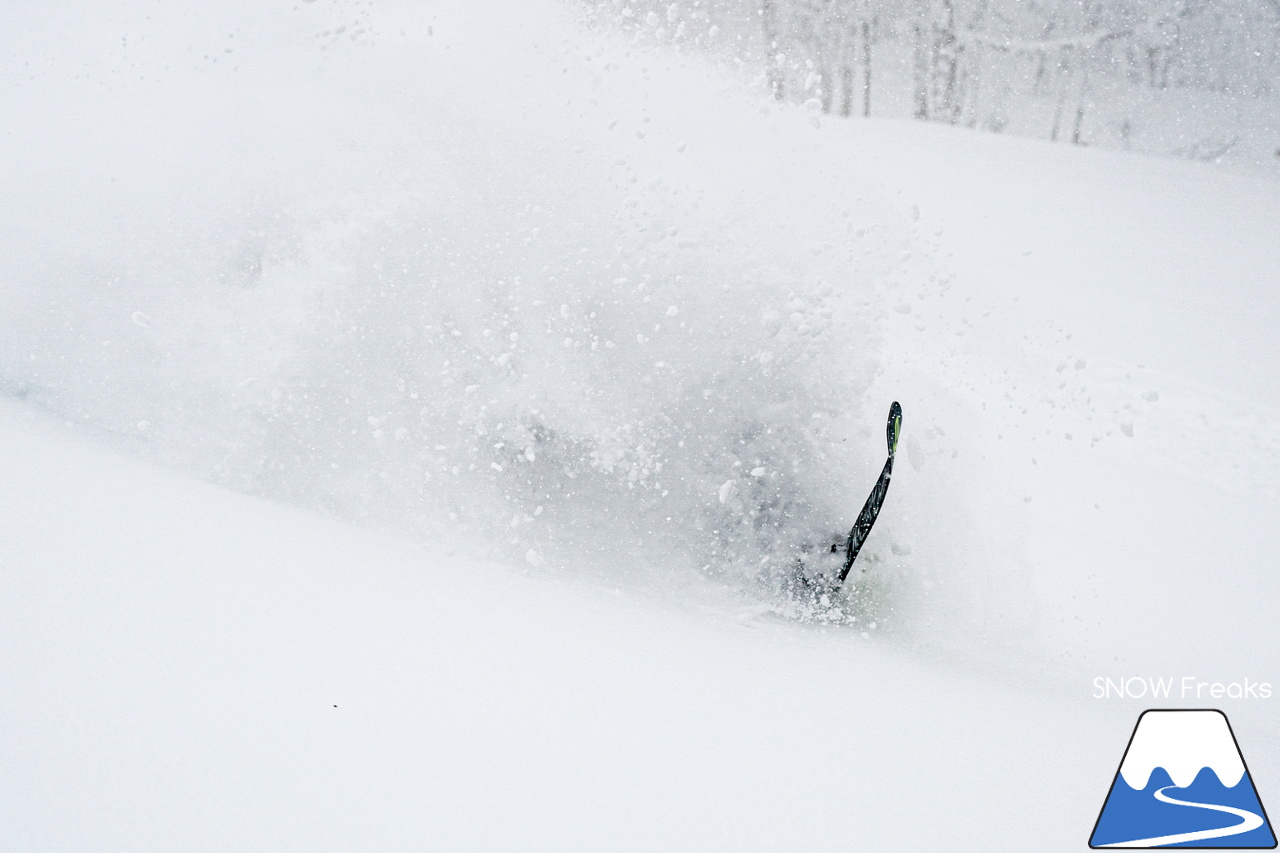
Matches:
[837,401,901,586]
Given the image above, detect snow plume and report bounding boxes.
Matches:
[0,0,879,598]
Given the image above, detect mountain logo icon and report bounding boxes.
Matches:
[1090,709,1276,848]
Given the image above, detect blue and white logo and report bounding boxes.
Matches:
[1091,709,1276,848]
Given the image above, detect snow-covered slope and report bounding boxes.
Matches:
[2,0,1279,849]
[845,119,1280,677]
[0,399,1147,850]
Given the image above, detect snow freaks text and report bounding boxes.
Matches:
[1092,677,1274,700]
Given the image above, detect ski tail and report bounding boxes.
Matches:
[838,401,901,585]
